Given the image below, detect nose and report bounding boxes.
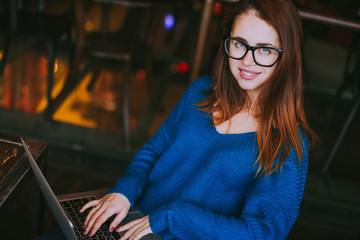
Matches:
[241,50,255,66]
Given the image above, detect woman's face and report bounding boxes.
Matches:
[229,10,281,100]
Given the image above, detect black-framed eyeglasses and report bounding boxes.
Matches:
[224,37,283,67]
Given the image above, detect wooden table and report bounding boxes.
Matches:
[0,133,47,238]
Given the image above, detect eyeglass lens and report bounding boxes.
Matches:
[225,38,280,66]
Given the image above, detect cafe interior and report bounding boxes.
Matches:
[0,0,359,239]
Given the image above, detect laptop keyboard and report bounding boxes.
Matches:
[60,197,122,240]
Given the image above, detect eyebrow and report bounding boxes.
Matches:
[231,36,279,48]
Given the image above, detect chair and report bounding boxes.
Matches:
[74,0,172,151]
[1,0,76,118]
[74,0,194,151]
[321,32,360,174]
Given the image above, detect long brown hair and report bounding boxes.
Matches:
[197,0,317,176]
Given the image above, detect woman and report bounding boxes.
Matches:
[81,0,317,239]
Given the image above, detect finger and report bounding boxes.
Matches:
[80,199,100,212]
[82,194,113,213]
[116,218,143,232]
[83,199,111,234]
[121,219,149,239]
[83,206,103,235]
[119,225,137,240]
[87,206,120,236]
[85,206,111,236]
[108,209,127,232]
[83,204,101,229]
[119,218,148,240]
[132,225,152,240]
[83,195,110,228]
[128,219,150,240]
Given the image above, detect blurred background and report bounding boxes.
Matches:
[0,0,359,239]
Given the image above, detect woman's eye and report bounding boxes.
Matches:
[235,41,246,48]
[260,47,270,54]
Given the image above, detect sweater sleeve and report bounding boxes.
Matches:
[107,77,210,206]
[107,124,172,206]
[148,139,309,240]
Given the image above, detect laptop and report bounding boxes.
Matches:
[20,138,162,240]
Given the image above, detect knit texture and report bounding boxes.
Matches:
[108,76,309,240]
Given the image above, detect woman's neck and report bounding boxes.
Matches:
[215,109,258,134]
[214,93,259,134]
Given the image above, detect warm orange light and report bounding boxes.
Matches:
[213,2,222,16]
[85,20,95,31]
[135,69,146,81]
[21,85,29,95]
[39,57,48,76]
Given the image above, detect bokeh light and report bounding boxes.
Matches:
[164,13,175,30]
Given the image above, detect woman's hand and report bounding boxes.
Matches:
[80,193,130,237]
[116,215,153,240]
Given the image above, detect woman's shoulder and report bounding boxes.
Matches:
[182,76,212,104]
[188,75,212,92]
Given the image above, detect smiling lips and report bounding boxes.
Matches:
[239,68,260,80]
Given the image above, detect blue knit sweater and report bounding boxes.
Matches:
[108,76,309,240]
